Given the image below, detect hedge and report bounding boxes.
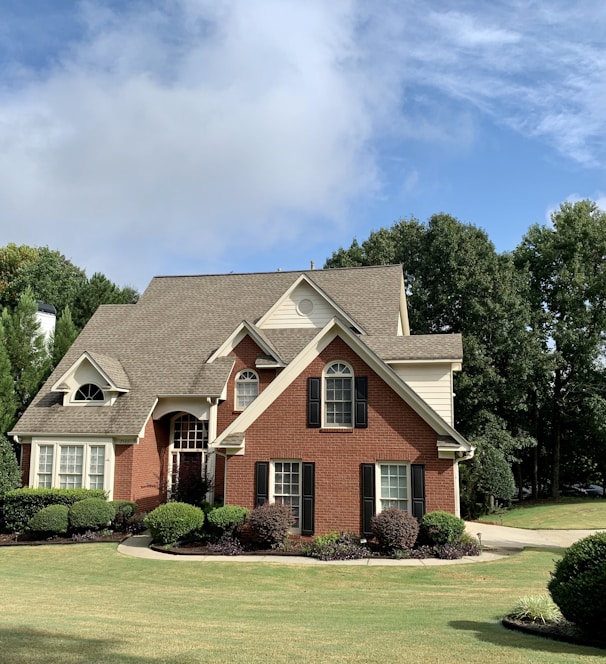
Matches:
[69,498,117,531]
[2,488,107,532]
[28,504,70,535]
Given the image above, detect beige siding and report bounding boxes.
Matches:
[392,363,454,425]
[261,282,337,329]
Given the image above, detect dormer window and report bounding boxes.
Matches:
[74,384,104,402]
[235,370,259,410]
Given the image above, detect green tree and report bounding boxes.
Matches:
[0,434,21,497]
[72,272,138,329]
[0,243,38,306]
[0,319,18,434]
[1,288,51,419]
[514,200,606,496]
[51,305,79,369]
[3,246,87,314]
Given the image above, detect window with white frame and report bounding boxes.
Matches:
[33,442,111,491]
[323,362,353,427]
[73,383,104,402]
[235,369,259,410]
[271,461,301,530]
[377,463,409,511]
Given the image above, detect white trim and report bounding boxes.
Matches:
[235,369,259,411]
[322,360,354,428]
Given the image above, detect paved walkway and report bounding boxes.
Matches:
[116,523,604,566]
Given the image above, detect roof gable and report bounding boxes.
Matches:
[256,274,366,333]
[212,318,472,454]
[52,351,130,393]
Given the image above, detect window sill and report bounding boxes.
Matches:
[319,428,354,433]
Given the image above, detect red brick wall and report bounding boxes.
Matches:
[217,335,278,433]
[114,418,169,511]
[224,337,456,535]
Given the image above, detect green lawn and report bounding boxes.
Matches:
[477,497,606,529]
[0,543,604,663]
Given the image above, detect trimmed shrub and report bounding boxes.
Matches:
[110,501,138,530]
[247,502,294,549]
[456,532,481,557]
[419,510,466,545]
[27,504,69,535]
[306,532,369,561]
[144,502,205,546]
[548,532,606,633]
[69,498,116,531]
[3,488,107,532]
[206,534,244,555]
[371,508,419,552]
[206,505,249,538]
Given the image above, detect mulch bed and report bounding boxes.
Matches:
[0,532,127,546]
[502,617,606,650]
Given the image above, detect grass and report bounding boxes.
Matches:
[1,543,605,663]
[477,497,606,529]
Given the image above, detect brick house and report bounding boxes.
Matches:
[10,265,473,537]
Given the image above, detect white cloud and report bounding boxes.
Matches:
[1,1,606,289]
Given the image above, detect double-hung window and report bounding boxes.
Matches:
[33,442,113,492]
[377,463,409,511]
[324,362,353,427]
[271,461,301,530]
[235,370,259,410]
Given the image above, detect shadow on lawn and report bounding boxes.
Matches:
[0,627,155,664]
[449,620,603,656]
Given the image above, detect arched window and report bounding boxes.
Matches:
[73,383,104,402]
[235,369,259,410]
[323,362,353,427]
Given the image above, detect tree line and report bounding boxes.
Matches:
[0,244,138,440]
[326,200,606,513]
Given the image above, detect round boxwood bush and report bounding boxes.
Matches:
[206,505,249,537]
[419,510,466,545]
[371,507,419,552]
[28,504,70,535]
[69,498,116,532]
[144,502,205,545]
[547,532,606,633]
[247,502,294,548]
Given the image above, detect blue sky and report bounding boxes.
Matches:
[1,1,605,292]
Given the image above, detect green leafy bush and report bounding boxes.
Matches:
[3,488,107,532]
[247,502,294,549]
[508,595,563,625]
[27,504,69,535]
[419,510,466,545]
[69,498,116,531]
[144,502,205,546]
[110,501,137,530]
[548,532,606,632]
[206,505,249,538]
[371,508,419,552]
[305,532,368,561]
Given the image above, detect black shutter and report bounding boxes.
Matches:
[255,461,269,506]
[411,464,426,518]
[301,462,315,535]
[361,463,375,537]
[354,376,368,428]
[308,377,321,428]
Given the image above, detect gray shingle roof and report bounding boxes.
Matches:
[363,335,463,361]
[12,264,460,437]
